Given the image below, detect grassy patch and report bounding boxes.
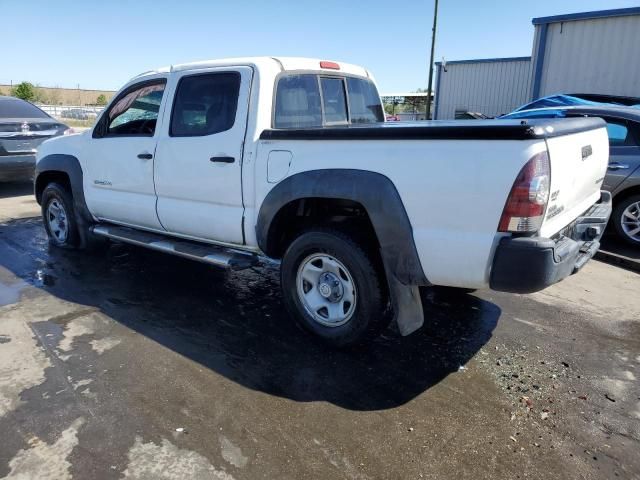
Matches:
[54,118,96,128]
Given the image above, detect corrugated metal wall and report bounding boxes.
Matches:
[532,15,640,98]
[434,59,531,119]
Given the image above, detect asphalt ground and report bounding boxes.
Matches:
[1,181,639,480]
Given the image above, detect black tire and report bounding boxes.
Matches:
[612,194,640,247]
[41,182,81,249]
[280,229,390,348]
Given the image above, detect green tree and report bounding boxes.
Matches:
[96,94,107,105]
[401,88,429,113]
[383,96,402,115]
[10,82,36,102]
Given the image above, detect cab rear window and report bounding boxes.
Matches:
[274,74,383,129]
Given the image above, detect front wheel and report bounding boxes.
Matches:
[612,195,640,247]
[41,183,80,249]
[280,229,389,348]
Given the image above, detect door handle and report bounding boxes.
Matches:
[210,156,235,163]
[608,162,629,170]
[137,153,153,160]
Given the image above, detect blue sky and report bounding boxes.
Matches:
[2,0,638,93]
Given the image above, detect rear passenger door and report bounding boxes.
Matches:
[154,67,252,244]
[566,113,640,192]
[599,117,640,192]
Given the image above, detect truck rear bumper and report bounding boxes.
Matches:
[490,191,612,294]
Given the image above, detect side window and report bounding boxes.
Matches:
[603,119,630,146]
[170,72,240,137]
[629,121,640,146]
[320,77,348,124]
[107,81,166,136]
[346,77,383,123]
[274,75,322,129]
[510,109,566,119]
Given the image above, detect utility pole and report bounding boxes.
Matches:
[425,0,439,120]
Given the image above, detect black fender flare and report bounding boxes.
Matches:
[256,169,428,335]
[35,154,93,245]
[256,169,429,287]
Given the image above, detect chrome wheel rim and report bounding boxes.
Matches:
[621,201,640,242]
[296,253,357,327]
[46,199,69,243]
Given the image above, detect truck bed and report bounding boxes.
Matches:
[260,117,605,141]
[256,117,608,288]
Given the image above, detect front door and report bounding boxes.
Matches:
[153,67,252,244]
[83,77,168,230]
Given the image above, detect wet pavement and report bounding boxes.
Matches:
[0,182,639,479]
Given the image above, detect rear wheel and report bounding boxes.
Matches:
[281,229,389,347]
[612,195,640,247]
[41,183,80,249]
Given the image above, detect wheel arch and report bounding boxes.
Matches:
[35,154,94,246]
[613,184,640,205]
[256,169,428,286]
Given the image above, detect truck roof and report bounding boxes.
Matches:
[131,57,371,82]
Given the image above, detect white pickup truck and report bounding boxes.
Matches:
[35,57,612,346]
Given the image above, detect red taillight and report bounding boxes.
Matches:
[498,151,551,233]
[320,61,340,70]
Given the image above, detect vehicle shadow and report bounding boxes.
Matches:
[0,217,501,411]
[0,181,32,199]
[599,231,640,264]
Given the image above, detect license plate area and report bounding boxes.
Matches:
[553,191,612,243]
[1,138,41,154]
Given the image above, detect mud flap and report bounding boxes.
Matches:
[75,210,91,249]
[387,272,424,336]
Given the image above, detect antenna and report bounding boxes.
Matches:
[442,57,447,72]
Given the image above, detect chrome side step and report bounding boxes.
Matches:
[92,225,259,271]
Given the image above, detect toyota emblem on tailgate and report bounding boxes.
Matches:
[21,122,30,133]
[581,145,592,160]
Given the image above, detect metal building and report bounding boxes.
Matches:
[433,57,531,120]
[434,7,640,120]
[530,7,640,100]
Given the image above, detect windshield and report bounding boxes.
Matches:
[0,98,50,119]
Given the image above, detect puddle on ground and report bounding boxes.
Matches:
[0,279,28,307]
[31,320,66,351]
[34,269,57,287]
[0,267,57,307]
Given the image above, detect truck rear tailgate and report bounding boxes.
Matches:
[539,124,609,238]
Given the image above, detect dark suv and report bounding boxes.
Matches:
[0,96,70,182]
